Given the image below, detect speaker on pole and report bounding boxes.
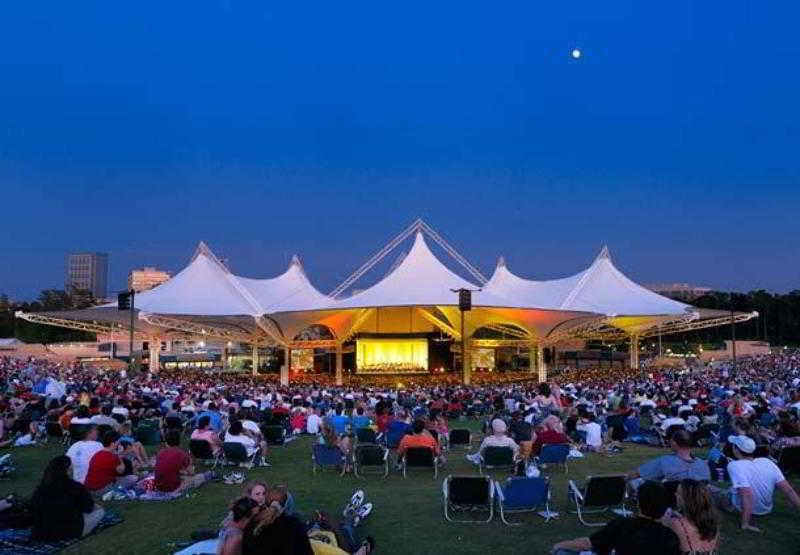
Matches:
[458,289,472,312]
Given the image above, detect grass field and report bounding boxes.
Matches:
[3,422,799,555]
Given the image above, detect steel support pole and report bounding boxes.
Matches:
[148,340,160,373]
[128,291,135,375]
[281,347,290,386]
[630,335,639,370]
[335,343,343,386]
[461,309,471,385]
[251,344,259,376]
[537,345,546,383]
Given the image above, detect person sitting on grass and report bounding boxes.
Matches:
[551,481,680,555]
[30,455,106,542]
[531,414,571,457]
[65,424,103,485]
[627,429,710,491]
[225,420,270,467]
[466,418,519,465]
[308,489,375,555]
[242,488,313,555]
[397,419,440,460]
[576,412,603,452]
[155,429,214,493]
[84,430,138,494]
[667,479,719,555]
[710,434,800,532]
[117,421,150,467]
[218,496,260,555]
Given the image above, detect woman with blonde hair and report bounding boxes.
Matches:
[668,479,719,555]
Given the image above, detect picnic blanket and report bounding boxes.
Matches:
[0,510,123,554]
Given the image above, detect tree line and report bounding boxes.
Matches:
[0,289,97,344]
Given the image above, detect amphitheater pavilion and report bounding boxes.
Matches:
[17,220,757,385]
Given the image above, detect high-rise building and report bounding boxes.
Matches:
[66,252,109,299]
[128,267,171,293]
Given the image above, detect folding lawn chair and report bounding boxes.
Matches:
[443,475,494,523]
[354,444,389,478]
[401,446,438,478]
[261,424,286,446]
[355,428,378,444]
[223,442,258,469]
[189,439,221,468]
[134,420,162,446]
[568,474,631,526]
[479,446,515,475]
[536,444,570,473]
[448,429,471,449]
[312,443,346,475]
[494,476,558,525]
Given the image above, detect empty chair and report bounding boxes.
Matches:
[45,421,65,444]
[536,444,570,473]
[448,429,471,449]
[189,439,220,468]
[354,444,389,478]
[135,420,161,446]
[568,474,630,526]
[479,446,516,475]
[312,443,346,475]
[261,425,286,446]
[401,446,437,478]
[223,442,257,469]
[355,428,378,444]
[443,475,494,523]
[494,476,557,525]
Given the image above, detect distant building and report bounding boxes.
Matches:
[66,252,108,299]
[128,267,171,293]
[645,282,712,301]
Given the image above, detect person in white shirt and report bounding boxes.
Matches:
[306,408,322,435]
[714,434,800,532]
[466,419,519,464]
[65,426,103,484]
[576,414,603,450]
[224,421,269,466]
[660,406,687,433]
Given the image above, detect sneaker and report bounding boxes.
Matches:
[343,489,365,517]
[258,460,272,468]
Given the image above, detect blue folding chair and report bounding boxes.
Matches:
[494,476,558,525]
[312,443,346,475]
[535,444,570,473]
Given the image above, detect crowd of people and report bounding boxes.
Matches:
[0,349,798,553]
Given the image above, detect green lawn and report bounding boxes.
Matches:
[3,424,799,555]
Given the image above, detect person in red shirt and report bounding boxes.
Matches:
[397,419,440,458]
[84,431,137,493]
[155,430,209,492]
[376,409,393,434]
[531,415,571,456]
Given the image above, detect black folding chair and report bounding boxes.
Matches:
[448,429,471,449]
[261,424,286,446]
[354,444,389,478]
[479,446,515,475]
[443,475,494,523]
[223,442,257,468]
[568,474,630,526]
[189,439,221,468]
[355,428,378,444]
[401,446,438,478]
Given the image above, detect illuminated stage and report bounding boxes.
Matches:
[356,338,429,374]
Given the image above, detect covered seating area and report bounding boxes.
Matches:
[16,220,757,384]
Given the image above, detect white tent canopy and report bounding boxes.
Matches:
[484,246,692,317]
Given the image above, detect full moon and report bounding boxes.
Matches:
[572,48,582,59]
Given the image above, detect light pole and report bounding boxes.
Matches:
[451,288,480,385]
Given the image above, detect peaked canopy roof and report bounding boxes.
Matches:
[485,246,692,317]
[323,232,513,310]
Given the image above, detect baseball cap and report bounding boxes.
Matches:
[491,419,507,433]
[728,434,756,454]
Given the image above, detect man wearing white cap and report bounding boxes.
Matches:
[465,418,518,465]
[715,434,800,532]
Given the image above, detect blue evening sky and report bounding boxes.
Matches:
[1,1,798,300]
